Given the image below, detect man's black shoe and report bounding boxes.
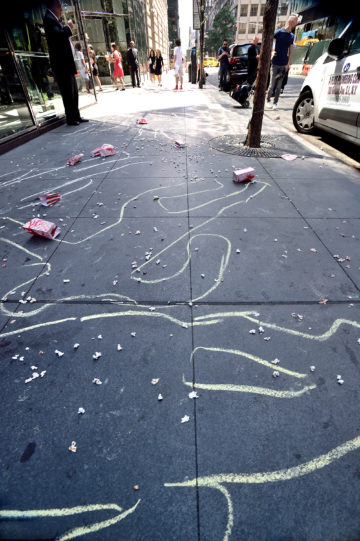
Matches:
[78,117,89,122]
[67,120,80,126]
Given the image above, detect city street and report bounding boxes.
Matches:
[206,68,360,169]
[1,74,360,541]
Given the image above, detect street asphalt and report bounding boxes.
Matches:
[1,73,360,541]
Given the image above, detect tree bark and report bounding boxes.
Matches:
[198,0,205,88]
[245,0,279,147]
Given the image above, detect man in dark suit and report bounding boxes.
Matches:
[126,41,140,88]
[43,0,88,126]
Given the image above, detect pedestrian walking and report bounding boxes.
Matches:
[107,43,125,91]
[43,0,88,125]
[173,38,184,90]
[154,49,164,87]
[247,35,260,86]
[74,42,90,93]
[217,39,230,91]
[148,49,156,84]
[126,41,140,88]
[87,44,103,92]
[266,15,298,110]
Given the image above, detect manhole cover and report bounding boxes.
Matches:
[209,134,320,158]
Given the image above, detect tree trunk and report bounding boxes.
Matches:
[245,0,279,147]
[198,0,205,88]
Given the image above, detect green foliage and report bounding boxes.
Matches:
[205,6,235,55]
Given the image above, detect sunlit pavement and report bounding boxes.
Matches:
[1,70,360,541]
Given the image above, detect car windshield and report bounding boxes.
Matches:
[232,44,251,57]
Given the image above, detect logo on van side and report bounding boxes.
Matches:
[343,63,350,72]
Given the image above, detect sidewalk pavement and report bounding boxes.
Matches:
[1,74,360,541]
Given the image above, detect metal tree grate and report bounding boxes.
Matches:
[209,134,320,158]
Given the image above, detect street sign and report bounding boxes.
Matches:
[193,0,200,30]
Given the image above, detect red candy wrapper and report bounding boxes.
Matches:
[175,140,185,148]
[23,219,60,239]
[67,153,84,166]
[136,118,148,124]
[91,144,116,157]
[233,167,255,183]
[39,193,61,207]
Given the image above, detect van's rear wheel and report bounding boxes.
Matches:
[293,90,315,134]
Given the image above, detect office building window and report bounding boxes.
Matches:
[250,5,258,17]
[240,4,248,17]
[238,22,247,33]
[260,4,265,15]
[280,3,288,16]
[248,23,256,33]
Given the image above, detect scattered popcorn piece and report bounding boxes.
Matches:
[131,332,136,337]
[258,326,264,333]
[63,279,70,283]
[133,485,140,491]
[74,343,80,349]
[181,415,190,423]
[68,441,77,453]
[272,358,280,365]
[337,379,344,385]
[182,323,188,329]
[78,407,85,414]
[117,344,123,351]
[272,371,280,378]
[31,365,38,370]
[55,349,64,357]
[152,378,159,385]
[158,393,163,401]
[264,336,271,341]
[97,334,103,339]
[93,352,101,360]
[188,391,198,399]
[236,249,241,254]
[249,329,256,334]
[92,378,102,385]
[310,366,316,372]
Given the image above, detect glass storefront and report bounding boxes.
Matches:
[1,0,96,146]
[0,0,147,149]
[0,33,35,139]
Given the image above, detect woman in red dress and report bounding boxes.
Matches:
[108,43,125,91]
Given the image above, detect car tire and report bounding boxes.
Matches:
[293,90,315,134]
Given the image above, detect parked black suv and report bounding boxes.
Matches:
[218,42,254,91]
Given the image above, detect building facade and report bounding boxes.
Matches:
[234,0,291,42]
[145,0,170,66]
[0,0,159,151]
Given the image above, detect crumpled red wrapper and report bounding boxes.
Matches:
[67,153,84,166]
[91,144,116,157]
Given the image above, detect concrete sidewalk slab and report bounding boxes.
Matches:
[1,74,360,541]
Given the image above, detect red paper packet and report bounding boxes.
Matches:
[39,193,61,207]
[23,219,60,239]
[233,167,255,183]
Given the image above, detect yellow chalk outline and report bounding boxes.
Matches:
[165,434,360,541]
[182,375,316,399]
[194,311,360,342]
[0,500,141,541]
[190,346,307,378]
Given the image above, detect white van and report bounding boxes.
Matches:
[292,19,360,146]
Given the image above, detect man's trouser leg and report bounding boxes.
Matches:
[135,67,140,86]
[220,65,227,89]
[57,72,79,123]
[130,68,135,87]
[267,65,285,103]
